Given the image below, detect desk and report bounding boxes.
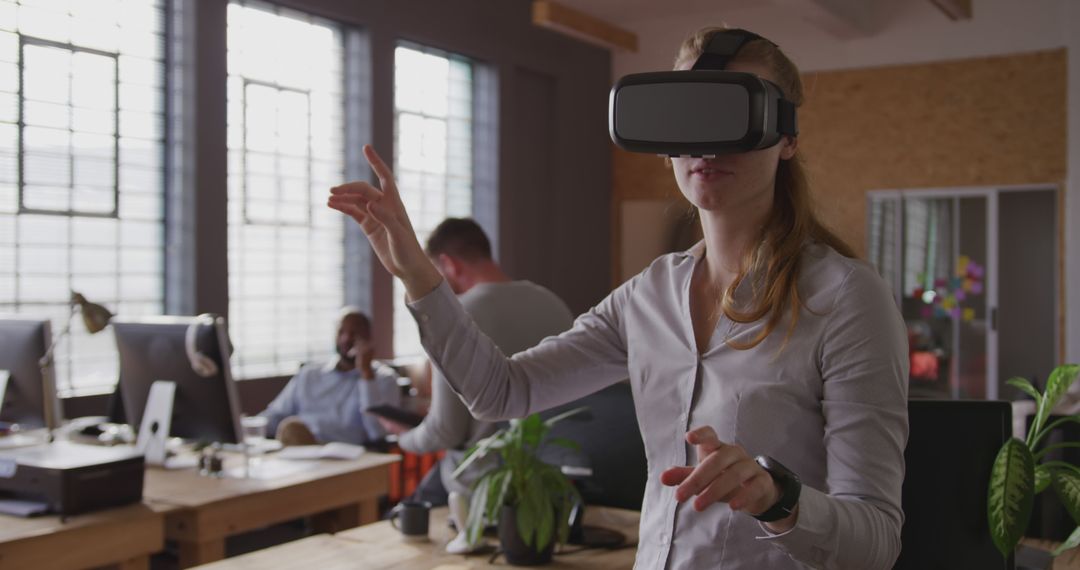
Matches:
[1020,538,1080,570]
[145,452,398,568]
[337,505,639,569]
[194,506,639,569]
[0,503,164,570]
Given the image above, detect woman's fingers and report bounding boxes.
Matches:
[691,458,762,512]
[330,180,383,201]
[660,466,694,486]
[686,426,723,454]
[661,426,776,513]
[728,472,779,514]
[363,145,398,197]
[672,445,743,502]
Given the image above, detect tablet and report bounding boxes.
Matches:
[365,405,425,428]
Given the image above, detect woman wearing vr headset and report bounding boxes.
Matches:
[329,26,905,570]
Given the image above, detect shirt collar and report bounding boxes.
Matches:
[674,239,706,263]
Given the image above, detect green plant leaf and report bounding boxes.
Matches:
[1053,470,1080,525]
[535,486,554,553]
[1036,443,1080,462]
[453,429,506,478]
[1041,461,1080,479]
[1053,525,1080,556]
[1035,465,1052,494]
[467,476,492,545]
[1006,377,1042,405]
[987,438,1035,557]
[517,493,537,549]
[521,414,545,449]
[1033,416,1080,450]
[1033,365,1080,441]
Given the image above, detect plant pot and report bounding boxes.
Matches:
[498,505,555,566]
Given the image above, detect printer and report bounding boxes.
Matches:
[0,440,144,515]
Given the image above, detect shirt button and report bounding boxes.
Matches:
[659,532,669,546]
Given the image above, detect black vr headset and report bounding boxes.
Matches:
[608,29,797,157]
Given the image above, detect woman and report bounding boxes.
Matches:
[328,27,907,570]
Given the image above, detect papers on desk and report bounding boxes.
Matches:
[276,442,366,461]
[0,497,49,517]
[0,430,49,450]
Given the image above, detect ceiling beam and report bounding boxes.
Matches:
[929,0,973,21]
[532,0,638,53]
[773,0,886,39]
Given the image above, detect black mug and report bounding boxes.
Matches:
[390,500,432,541]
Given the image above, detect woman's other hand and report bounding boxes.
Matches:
[328,145,442,300]
[660,426,798,533]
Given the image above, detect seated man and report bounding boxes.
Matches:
[382,218,576,503]
[260,308,401,446]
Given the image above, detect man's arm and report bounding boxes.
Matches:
[258,369,305,437]
[358,365,405,442]
[398,366,473,454]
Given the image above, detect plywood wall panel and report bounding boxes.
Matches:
[612,48,1068,262]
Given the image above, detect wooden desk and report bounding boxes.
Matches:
[190,506,639,569]
[144,452,398,568]
[334,505,640,569]
[1020,538,1080,570]
[0,503,164,570]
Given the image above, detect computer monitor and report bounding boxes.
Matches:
[112,315,242,444]
[0,318,60,430]
[895,399,1013,570]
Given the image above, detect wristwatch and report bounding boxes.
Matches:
[752,455,802,522]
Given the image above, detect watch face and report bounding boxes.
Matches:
[752,455,802,522]
[756,455,798,483]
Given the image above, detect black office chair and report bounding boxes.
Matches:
[539,381,647,511]
[895,399,1012,570]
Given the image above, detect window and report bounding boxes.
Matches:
[226,1,346,379]
[392,44,473,359]
[0,0,168,395]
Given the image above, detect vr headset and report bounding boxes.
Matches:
[608,29,797,157]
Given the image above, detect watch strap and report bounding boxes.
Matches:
[752,455,802,523]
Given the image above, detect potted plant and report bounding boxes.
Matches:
[989,363,1080,558]
[453,409,584,566]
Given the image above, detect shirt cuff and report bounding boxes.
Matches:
[754,485,833,567]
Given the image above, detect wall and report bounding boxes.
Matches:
[613,49,1067,274]
[1066,2,1080,363]
[611,0,1074,77]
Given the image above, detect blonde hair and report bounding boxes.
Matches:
[677,27,855,350]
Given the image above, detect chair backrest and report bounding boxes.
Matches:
[895,399,1013,570]
[539,381,647,511]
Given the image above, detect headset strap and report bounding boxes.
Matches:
[692,29,798,137]
[691,29,773,71]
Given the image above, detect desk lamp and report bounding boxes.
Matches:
[37,292,114,440]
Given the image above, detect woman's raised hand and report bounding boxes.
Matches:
[328,145,442,300]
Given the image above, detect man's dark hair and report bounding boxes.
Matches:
[425,218,492,262]
[338,307,371,338]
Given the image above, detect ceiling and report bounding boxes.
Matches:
[558,0,768,27]
[555,0,925,41]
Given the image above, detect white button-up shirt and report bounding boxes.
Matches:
[408,242,908,569]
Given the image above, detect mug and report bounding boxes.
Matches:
[390,500,432,541]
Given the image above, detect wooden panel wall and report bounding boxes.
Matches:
[611,49,1068,283]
